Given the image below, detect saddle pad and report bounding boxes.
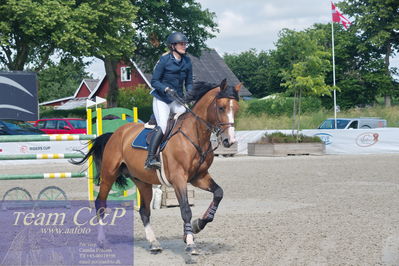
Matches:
[131,128,168,151]
[132,128,152,150]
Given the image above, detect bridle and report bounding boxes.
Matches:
[170,93,235,137]
[167,92,237,176]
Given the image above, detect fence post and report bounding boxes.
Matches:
[87,108,94,202]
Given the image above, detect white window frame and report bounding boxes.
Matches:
[121,66,132,82]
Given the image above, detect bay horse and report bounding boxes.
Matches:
[75,79,240,254]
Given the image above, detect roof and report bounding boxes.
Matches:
[146,49,252,97]
[54,97,87,110]
[39,96,74,106]
[73,79,100,98]
[84,79,100,91]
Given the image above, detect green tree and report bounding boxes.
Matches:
[38,57,91,103]
[66,0,138,107]
[338,0,399,106]
[0,0,138,107]
[281,52,333,133]
[0,0,75,70]
[310,23,391,109]
[131,0,218,71]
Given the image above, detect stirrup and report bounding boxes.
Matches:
[145,158,161,170]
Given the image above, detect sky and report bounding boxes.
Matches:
[86,0,398,79]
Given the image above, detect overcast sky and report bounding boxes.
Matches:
[87,0,398,78]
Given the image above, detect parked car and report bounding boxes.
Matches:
[34,118,86,134]
[318,118,387,129]
[0,120,45,135]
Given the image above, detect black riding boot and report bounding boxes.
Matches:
[145,126,164,169]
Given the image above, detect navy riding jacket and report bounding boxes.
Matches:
[150,53,193,104]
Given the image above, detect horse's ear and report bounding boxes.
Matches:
[220,79,227,90]
[235,83,242,92]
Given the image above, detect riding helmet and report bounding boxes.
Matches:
[166,32,188,46]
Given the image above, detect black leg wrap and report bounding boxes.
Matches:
[213,186,223,203]
[192,218,206,234]
[184,222,193,235]
[95,199,106,219]
[202,202,218,223]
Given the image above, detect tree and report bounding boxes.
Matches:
[338,0,399,106]
[0,0,76,71]
[62,0,138,107]
[131,0,218,72]
[38,57,91,103]
[309,23,391,109]
[1,0,218,107]
[0,0,138,106]
[281,53,333,134]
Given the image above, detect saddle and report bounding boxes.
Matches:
[132,112,184,151]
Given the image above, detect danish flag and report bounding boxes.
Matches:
[331,2,351,29]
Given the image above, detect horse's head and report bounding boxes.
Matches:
[213,79,241,148]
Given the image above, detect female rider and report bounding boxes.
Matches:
[145,32,193,169]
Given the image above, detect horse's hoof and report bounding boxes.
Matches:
[149,241,162,254]
[192,218,202,234]
[185,244,200,255]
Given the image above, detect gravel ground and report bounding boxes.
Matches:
[1,154,399,265]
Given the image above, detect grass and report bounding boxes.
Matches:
[236,103,399,130]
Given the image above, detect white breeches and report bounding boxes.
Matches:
[153,97,185,134]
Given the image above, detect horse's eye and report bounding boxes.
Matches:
[218,107,225,112]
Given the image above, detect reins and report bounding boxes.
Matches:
[166,92,234,176]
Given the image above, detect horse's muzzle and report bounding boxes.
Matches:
[222,138,234,148]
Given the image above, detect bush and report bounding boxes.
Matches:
[246,96,322,116]
[257,132,322,143]
[117,85,153,121]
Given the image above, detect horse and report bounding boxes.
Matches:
[74,79,241,255]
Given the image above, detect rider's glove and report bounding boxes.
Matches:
[165,87,177,97]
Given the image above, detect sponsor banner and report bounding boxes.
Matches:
[236,128,399,155]
[0,140,87,155]
[0,200,134,266]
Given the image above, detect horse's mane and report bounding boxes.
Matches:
[188,81,239,105]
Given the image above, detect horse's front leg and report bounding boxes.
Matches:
[190,172,223,234]
[173,182,200,255]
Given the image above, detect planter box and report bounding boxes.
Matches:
[248,142,325,157]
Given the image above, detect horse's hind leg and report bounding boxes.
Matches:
[190,172,223,234]
[134,180,162,253]
[95,158,121,246]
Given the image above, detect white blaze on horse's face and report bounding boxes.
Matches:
[226,100,236,144]
[218,98,239,148]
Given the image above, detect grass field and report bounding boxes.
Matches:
[236,102,399,130]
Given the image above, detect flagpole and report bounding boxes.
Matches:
[331,17,337,129]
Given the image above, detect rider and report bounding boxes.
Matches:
[145,32,193,169]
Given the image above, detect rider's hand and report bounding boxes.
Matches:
[165,87,177,97]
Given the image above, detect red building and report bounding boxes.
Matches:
[40,61,151,108]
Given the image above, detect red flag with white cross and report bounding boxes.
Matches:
[331,2,351,29]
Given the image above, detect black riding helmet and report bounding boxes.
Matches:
[166,32,188,49]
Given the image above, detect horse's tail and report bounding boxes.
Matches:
[71,133,113,186]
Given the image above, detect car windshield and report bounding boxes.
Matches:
[68,120,86,129]
[319,119,351,129]
[2,120,38,131]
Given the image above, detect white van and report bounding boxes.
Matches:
[318,118,387,129]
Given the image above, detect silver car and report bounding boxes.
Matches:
[318,118,387,129]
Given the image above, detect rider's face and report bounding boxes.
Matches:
[174,42,187,54]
